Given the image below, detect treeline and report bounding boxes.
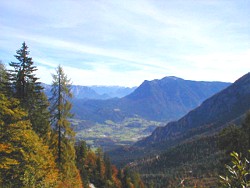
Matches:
[0,42,144,188]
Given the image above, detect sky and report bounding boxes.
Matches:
[0,0,249,87]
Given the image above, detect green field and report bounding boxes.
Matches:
[71,117,165,151]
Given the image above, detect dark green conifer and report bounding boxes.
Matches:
[8,42,51,138]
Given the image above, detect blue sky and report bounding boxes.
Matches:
[0,0,249,87]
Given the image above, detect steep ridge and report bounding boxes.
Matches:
[72,76,230,123]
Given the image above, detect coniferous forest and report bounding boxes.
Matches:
[0,42,144,188]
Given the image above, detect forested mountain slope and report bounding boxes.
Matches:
[107,72,250,187]
[109,72,250,167]
[138,72,250,146]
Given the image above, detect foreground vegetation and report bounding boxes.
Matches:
[0,42,144,187]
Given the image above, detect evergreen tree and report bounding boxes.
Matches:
[9,42,40,103]
[104,153,113,181]
[50,65,82,187]
[76,141,90,187]
[95,148,106,187]
[8,42,51,138]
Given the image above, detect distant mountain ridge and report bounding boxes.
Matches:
[42,83,136,100]
[72,76,230,123]
[90,86,137,98]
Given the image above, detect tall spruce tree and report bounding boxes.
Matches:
[9,42,40,102]
[50,65,82,187]
[8,42,51,139]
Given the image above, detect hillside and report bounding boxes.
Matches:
[138,72,250,146]
[109,72,250,166]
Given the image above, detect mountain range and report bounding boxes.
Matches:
[72,76,230,123]
[42,84,136,100]
[109,72,250,168]
[138,72,250,147]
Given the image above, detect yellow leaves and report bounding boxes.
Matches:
[0,95,59,187]
[0,143,19,169]
[0,143,12,153]
[0,122,60,186]
[0,158,19,169]
[0,94,27,123]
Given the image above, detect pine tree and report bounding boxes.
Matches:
[9,42,40,103]
[104,153,113,181]
[8,42,51,138]
[76,141,90,187]
[50,65,82,187]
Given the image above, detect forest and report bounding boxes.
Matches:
[0,42,144,188]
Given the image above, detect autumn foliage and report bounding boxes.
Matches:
[0,43,144,187]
